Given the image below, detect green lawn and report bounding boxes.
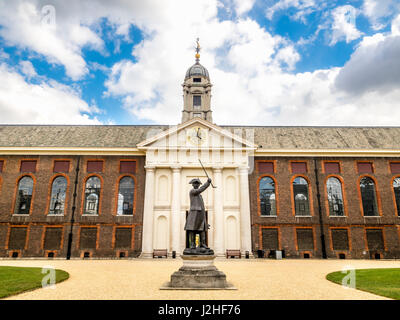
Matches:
[326,268,400,300]
[0,266,69,298]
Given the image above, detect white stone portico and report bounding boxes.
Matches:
[138,117,257,258]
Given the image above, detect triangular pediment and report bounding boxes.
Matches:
[137,118,257,150]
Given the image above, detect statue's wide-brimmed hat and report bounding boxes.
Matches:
[189,178,201,185]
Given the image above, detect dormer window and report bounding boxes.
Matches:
[193,95,201,107]
[193,78,201,83]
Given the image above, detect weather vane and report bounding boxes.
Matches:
[195,37,201,62]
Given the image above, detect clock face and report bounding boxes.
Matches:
[187,126,206,146]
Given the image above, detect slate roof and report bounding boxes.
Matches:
[0,125,168,148]
[224,126,400,150]
[0,125,400,150]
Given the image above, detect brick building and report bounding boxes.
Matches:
[0,50,399,259]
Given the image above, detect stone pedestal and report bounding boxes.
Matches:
[160,255,236,290]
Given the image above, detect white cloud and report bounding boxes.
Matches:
[1,0,400,126]
[19,60,37,78]
[104,11,299,124]
[100,0,400,126]
[392,14,400,35]
[330,5,363,45]
[335,31,400,95]
[0,48,9,60]
[225,19,283,75]
[0,63,100,124]
[0,1,104,80]
[362,0,399,30]
[266,0,317,21]
[233,0,255,16]
[0,0,224,81]
[275,46,300,71]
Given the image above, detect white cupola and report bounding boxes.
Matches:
[181,39,213,123]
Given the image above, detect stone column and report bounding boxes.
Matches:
[239,166,252,255]
[213,166,224,256]
[171,166,181,255]
[140,166,155,258]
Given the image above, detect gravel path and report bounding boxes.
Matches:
[1,259,399,300]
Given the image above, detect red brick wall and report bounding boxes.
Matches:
[0,155,145,258]
[250,157,400,259]
[1,154,399,259]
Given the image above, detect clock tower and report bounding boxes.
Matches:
[181,39,213,123]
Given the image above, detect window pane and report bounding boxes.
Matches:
[259,177,276,216]
[117,177,135,215]
[291,162,307,174]
[360,177,378,216]
[15,176,34,214]
[20,160,37,173]
[366,229,384,250]
[115,228,132,248]
[87,161,103,173]
[43,228,63,250]
[324,162,340,174]
[84,177,101,215]
[80,227,97,249]
[49,176,67,215]
[331,229,349,250]
[0,160,3,172]
[393,178,400,216]
[293,177,310,216]
[258,162,274,174]
[261,229,279,250]
[54,161,70,173]
[357,162,373,174]
[120,161,136,174]
[8,227,27,249]
[327,177,344,216]
[390,163,400,174]
[296,229,314,250]
[193,95,201,106]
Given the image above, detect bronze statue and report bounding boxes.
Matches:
[183,177,214,255]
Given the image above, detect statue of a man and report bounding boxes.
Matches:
[184,177,213,255]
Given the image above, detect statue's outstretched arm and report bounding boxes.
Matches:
[192,179,211,195]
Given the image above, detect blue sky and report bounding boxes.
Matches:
[0,0,400,126]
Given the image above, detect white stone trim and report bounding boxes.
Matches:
[0,147,143,155]
[255,149,400,157]
[140,166,156,258]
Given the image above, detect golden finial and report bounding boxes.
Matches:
[195,37,200,62]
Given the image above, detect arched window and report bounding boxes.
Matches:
[117,176,135,215]
[393,177,400,216]
[326,177,344,216]
[84,176,101,215]
[15,176,34,214]
[293,177,310,216]
[360,177,379,216]
[259,176,276,216]
[49,176,67,215]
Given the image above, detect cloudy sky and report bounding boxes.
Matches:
[0,0,399,126]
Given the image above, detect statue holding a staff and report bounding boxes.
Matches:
[183,160,215,255]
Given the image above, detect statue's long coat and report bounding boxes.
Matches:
[184,180,211,231]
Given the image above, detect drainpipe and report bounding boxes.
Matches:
[66,155,80,260]
[314,158,327,259]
